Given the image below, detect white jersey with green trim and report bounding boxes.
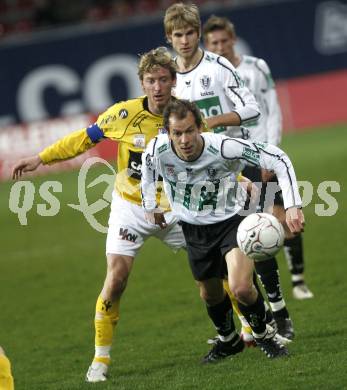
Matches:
[237,55,282,145]
[141,132,302,225]
[173,50,260,139]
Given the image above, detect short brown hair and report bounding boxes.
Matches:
[138,46,177,81]
[163,99,203,131]
[202,15,236,44]
[164,2,201,38]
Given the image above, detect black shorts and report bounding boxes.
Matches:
[180,214,245,281]
[242,166,284,208]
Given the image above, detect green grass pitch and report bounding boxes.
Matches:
[0,123,346,389]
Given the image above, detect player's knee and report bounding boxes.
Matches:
[106,254,133,298]
[230,282,253,303]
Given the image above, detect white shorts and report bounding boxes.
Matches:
[106,192,186,257]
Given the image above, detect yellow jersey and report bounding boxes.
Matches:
[39,96,170,206]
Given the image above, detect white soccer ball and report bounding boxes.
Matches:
[237,213,285,261]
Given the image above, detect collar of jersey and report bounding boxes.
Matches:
[142,96,163,117]
[175,49,205,75]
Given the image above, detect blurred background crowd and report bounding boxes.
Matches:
[0,0,268,38]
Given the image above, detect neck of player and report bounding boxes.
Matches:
[177,47,203,73]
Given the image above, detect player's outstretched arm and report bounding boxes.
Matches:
[285,207,305,234]
[12,155,42,180]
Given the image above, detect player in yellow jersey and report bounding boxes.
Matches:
[0,346,14,390]
[12,47,188,383]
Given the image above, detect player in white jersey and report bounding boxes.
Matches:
[141,99,305,361]
[203,16,313,316]
[164,2,282,345]
[164,3,260,140]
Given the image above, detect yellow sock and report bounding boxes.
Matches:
[94,296,120,364]
[223,280,252,335]
[0,355,14,390]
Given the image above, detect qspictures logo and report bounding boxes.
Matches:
[8,157,341,232]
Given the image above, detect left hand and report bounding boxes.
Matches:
[144,211,168,229]
[286,207,305,234]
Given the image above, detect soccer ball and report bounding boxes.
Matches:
[237,213,285,261]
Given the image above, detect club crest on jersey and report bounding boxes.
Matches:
[200,75,211,90]
[165,164,175,176]
[133,134,145,148]
[119,109,128,119]
[206,167,217,179]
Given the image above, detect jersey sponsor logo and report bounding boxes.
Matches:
[242,146,260,164]
[254,141,267,149]
[200,91,214,97]
[133,134,145,148]
[128,151,142,180]
[158,144,169,154]
[119,109,128,119]
[195,96,225,133]
[99,114,116,127]
[207,145,219,155]
[119,227,138,243]
[200,75,211,90]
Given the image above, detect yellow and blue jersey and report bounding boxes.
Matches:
[39,96,169,206]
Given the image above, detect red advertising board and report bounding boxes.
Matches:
[0,114,116,181]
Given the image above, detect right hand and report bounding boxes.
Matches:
[12,155,42,180]
[286,207,305,234]
[144,211,168,229]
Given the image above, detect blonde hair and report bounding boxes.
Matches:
[164,2,201,38]
[202,15,236,44]
[138,46,177,80]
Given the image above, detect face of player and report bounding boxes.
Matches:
[168,26,200,61]
[168,111,203,161]
[141,66,175,115]
[204,29,235,62]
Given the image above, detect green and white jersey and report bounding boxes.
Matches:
[141,133,302,225]
[173,50,260,139]
[237,55,282,145]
